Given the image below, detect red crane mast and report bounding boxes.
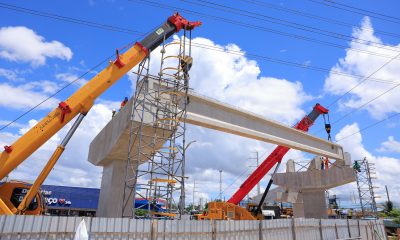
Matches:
[227,103,329,205]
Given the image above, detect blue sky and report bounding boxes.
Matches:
[0,0,400,208]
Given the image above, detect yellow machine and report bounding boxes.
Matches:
[196,202,258,220]
[0,13,200,215]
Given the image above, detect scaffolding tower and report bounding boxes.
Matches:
[122,32,192,219]
[355,158,378,217]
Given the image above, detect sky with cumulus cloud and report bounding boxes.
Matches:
[0,0,399,208]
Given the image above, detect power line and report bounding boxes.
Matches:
[128,0,400,59]
[2,0,400,77]
[2,1,398,85]
[327,52,400,107]
[309,0,400,25]
[190,41,399,85]
[308,52,400,135]
[335,112,400,142]
[239,0,400,39]
[0,54,115,132]
[3,0,398,60]
[177,0,400,54]
[2,1,398,135]
[0,2,143,35]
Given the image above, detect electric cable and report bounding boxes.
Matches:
[327,52,400,108]
[177,0,400,53]
[239,0,400,39]
[0,2,143,35]
[0,55,114,131]
[335,112,400,142]
[130,0,400,58]
[309,0,400,25]
[2,0,397,60]
[2,1,399,80]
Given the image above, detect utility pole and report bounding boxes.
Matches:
[192,179,197,211]
[249,151,261,195]
[219,170,223,200]
[385,185,390,202]
[256,152,260,196]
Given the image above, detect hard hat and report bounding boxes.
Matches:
[124,97,128,101]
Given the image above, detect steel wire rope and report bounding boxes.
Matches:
[239,0,400,39]
[0,2,143,35]
[0,24,156,132]
[189,41,400,85]
[309,0,400,25]
[335,112,400,143]
[178,0,400,54]
[131,0,400,58]
[2,1,399,145]
[3,0,398,60]
[220,148,272,196]
[0,56,113,131]
[310,52,400,135]
[2,0,400,82]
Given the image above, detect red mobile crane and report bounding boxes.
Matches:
[198,103,329,220]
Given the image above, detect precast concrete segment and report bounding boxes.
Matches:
[185,91,344,160]
[272,166,356,190]
[89,90,345,167]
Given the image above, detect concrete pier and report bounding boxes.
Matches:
[89,79,345,217]
[273,155,356,218]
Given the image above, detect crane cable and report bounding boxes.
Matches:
[0,23,157,132]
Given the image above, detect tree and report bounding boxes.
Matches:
[383,201,393,214]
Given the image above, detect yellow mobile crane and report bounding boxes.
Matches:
[0,13,201,215]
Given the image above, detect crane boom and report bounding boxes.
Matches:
[227,103,329,205]
[0,13,200,214]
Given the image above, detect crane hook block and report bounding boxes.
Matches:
[4,145,13,153]
[58,102,71,123]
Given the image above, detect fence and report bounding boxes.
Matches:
[0,215,386,240]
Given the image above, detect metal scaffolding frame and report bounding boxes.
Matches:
[355,158,378,217]
[122,31,192,219]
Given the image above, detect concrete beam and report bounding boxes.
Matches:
[186,92,344,160]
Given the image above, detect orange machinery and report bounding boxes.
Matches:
[0,13,200,215]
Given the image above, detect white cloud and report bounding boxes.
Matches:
[333,123,400,205]
[56,73,88,86]
[130,36,314,202]
[0,68,20,81]
[377,136,400,153]
[0,82,59,110]
[132,36,311,124]
[0,26,72,66]
[1,103,115,187]
[324,17,400,119]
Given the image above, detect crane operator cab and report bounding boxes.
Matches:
[0,181,43,215]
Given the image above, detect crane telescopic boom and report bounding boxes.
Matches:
[227,103,329,205]
[0,13,200,215]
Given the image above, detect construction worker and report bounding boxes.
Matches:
[353,161,361,172]
[111,109,116,118]
[120,97,128,110]
[324,157,329,170]
[347,208,353,219]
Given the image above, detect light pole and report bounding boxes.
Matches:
[219,170,223,201]
[179,140,196,216]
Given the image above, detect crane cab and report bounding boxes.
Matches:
[0,181,43,215]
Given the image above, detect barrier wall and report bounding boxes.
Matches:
[0,215,386,240]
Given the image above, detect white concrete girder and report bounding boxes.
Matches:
[186,92,344,160]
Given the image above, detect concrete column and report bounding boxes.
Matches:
[295,190,327,219]
[97,160,134,217]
